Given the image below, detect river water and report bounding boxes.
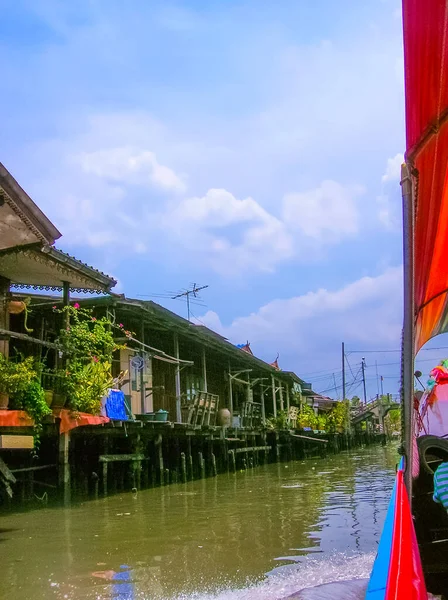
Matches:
[0,444,398,600]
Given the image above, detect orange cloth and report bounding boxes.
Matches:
[0,410,34,427]
[54,408,110,434]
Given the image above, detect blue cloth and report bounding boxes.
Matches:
[433,461,448,508]
[105,389,128,421]
[112,566,134,599]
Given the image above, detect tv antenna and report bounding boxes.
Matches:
[172,283,209,321]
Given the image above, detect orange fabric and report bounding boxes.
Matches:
[385,469,427,599]
[403,0,448,350]
[53,408,109,434]
[0,410,34,427]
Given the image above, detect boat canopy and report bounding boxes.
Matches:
[403,0,448,351]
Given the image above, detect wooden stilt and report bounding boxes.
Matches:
[211,453,217,477]
[229,449,236,473]
[198,452,205,478]
[181,452,187,483]
[158,442,164,485]
[58,432,71,505]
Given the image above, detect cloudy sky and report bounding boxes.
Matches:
[1,0,444,398]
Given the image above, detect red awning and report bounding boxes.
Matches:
[403,0,448,350]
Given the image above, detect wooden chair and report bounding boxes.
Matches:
[287,406,299,428]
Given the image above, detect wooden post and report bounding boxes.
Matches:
[181,452,187,483]
[279,381,284,411]
[229,449,236,473]
[260,381,266,425]
[0,276,10,358]
[286,385,290,414]
[187,436,193,479]
[198,452,205,478]
[58,432,71,505]
[174,334,182,423]
[102,462,108,496]
[140,324,146,414]
[211,453,217,477]
[62,281,70,329]
[228,364,234,419]
[271,374,277,418]
[158,436,164,485]
[146,353,153,413]
[202,348,208,392]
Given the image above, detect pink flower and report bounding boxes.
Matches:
[52,305,57,310]
[118,323,124,328]
[92,356,99,363]
[73,302,80,309]
[91,317,97,322]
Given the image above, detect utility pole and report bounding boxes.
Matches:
[333,373,338,399]
[342,342,346,402]
[380,375,384,397]
[172,283,208,321]
[375,361,380,396]
[361,356,367,405]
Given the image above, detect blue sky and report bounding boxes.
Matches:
[2,0,443,398]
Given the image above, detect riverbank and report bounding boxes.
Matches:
[0,422,386,512]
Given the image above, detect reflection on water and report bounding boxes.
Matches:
[0,445,397,600]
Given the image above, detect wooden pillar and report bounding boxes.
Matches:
[279,381,284,411]
[228,364,234,418]
[58,432,71,506]
[140,324,146,415]
[271,374,277,418]
[174,334,182,423]
[0,276,10,358]
[62,281,70,329]
[202,348,208,392]
[260,381,266,425]
[286,385,290,413]
[146,354,153,413]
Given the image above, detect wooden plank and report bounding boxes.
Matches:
[232,445,271,454]
[99,453,145,463]
[0,435,34,449]
[0,327,61,350]
[11,464,56,473]
[289,433,328,444]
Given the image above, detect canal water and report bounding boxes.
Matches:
[0,444,398,600]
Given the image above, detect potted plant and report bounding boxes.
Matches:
[0,354,36,409]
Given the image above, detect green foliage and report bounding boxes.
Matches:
[1,356,51,451]
[387,408,401,432]
[57,306,118,363]
[0,355,36,396]
[326,400,350,433]
[297,404,318,429]
[53,305,125,415]
[266,409,288,430]
[15,380,51,452]
[350,396,361,409]
[296,400,350,433]
[65,361,114,414]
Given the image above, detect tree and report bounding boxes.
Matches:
[351,396,361,409]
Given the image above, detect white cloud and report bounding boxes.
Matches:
[163,188,294,275]
[282,180,363,241]
[382,153,404,183]
[158,181,363,276]
[76,146,186,193]
[198,266,403,377]
[376,153,404,230]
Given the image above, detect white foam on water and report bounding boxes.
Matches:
[167,552,375,600]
